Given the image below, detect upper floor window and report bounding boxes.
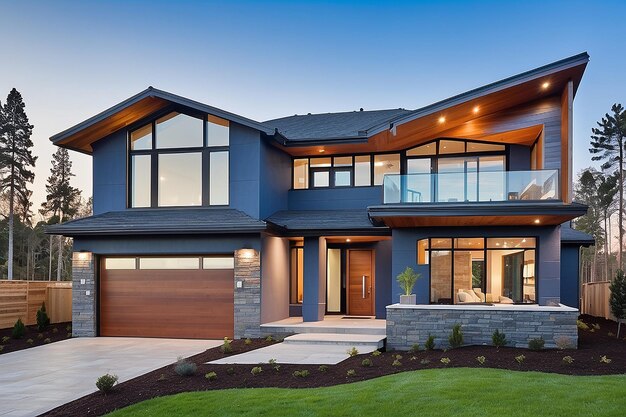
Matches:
[129,112,230,208]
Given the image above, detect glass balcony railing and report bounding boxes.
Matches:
[383,169,560,204]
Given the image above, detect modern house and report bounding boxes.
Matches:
[49,52,593,348]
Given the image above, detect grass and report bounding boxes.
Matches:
[107,368,626,417]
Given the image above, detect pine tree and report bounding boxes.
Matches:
[574,169,605,281]
[0,89,36,280]
[609,270,626,338]
[40,148,81,281]
[590,104,626,268]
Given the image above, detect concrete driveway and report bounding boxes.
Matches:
[0,337,220,417]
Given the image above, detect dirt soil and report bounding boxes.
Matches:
[0,322,72,355]
[42,315,626,417]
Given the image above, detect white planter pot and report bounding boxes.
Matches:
[400,294,417,305]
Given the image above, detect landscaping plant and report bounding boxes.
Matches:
[555,336,575,350]
[600,355,612,364]
[392,359,402,367]
[448,324,463,348]
[220,337,233,354]
[515,354,526,365]
[244,338,252,345]
[409,343,420,353]
[361,358,373,367]
[476,356,486,365]
[318,365,328,372]
[492,329,507,348]
[36,302,50,331]
[609,269,626,338]
[396,266,421,296]
[346,369,356,377]
[528,337,545,351]
[424,335,435,350]
[292,370,309,378]
[562,356,574,364]
[12,318,25,339]
[371,350,382,357]
[440,357,451,365]
[347,347,359,357]
[251,366,263,376]
[96,374,119,394]
[1,336,9,344]
[205,372,218,381]
[174,357,197,376]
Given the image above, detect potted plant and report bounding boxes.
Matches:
[397,266,420,304]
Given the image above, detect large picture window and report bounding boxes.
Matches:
[419,237,536,305]
[128,111,230,208]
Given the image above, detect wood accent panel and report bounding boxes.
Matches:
[376,214,580,228]
[561,81,573,203]
[0,281,72,329]
[100,265,234,339]
[581,281,614,320]
[346,250,375,316]
[57,97,169,153]
[324,235,391,244]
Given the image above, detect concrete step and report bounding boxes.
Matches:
[260,325,386,336]
[283,333,385,349]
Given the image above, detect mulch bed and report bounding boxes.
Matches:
[0,322,72,355]
[42,314,626,417]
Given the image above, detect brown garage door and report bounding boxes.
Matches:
[100,256,234,339]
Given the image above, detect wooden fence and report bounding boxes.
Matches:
[581,281,614,320]
[0,280,72,329]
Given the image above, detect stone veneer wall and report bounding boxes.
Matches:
[386,304,579,350]
[72,252,96,337]
[234,249,261,339]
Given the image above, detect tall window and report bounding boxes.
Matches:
[419,237,536,305]
[290,245,304,304]
[129,112,230,207]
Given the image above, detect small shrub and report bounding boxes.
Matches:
[555,336,575,350]
[36,302,50,331]
[0,345,3,352]
[43,338,51,344]
[576,319,589,330]
[220,337,233,354]
[492,329,507,348]
[396,266,421,296]
[174,357,197,376]
[371,350,382,357]
[26,339,34,345]
[347,347,359,357]
[424,335,435,350]
[66,333,72,338]
[37,333,44,340]
[12,318,25,339]
[318,365,328,372]
[268,358,277,365]
[347,369,356,377]
[251,366,263,376]
[52,328,58,334]
[409,343,420,353]
[608,332,615,337]
[1,336,10,344]
[65,324,72,332]
[95,374,118,393]
[410,356,417,361]
[592,323,601,330]
[515,354,526,364]
[476,356,486,365]
[157,373,166,381]
[293,369,309,378]
[205,371,218,381]
[392,359,402,367]
[448,324,463,348]
[528,337,545,351]
[600,355,612,364]
[361,358,372,367]
[244,338,252,345]
[226,367,235,375]
[265,335,274,342]
[440,357,451,365]
[420,358,430,365]
[562,356,574,364]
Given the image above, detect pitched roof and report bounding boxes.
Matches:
[46,208,266,237]
[263,108,411,143]
[561,222,594,245]
[266,209,389,234]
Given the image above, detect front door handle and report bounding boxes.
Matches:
[362,275,367,299]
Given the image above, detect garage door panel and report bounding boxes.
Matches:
[100,263,234,339]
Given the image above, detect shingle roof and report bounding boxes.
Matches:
[263,108,411,142]
[265,209,389,234]
[561,222,594,245]
[46,208,266,236]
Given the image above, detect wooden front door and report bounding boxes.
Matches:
[347,250,375,316]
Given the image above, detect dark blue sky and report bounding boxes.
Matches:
[1,0,624,211]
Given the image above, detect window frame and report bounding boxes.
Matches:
[127,106,230,208]
[419,236,538,305]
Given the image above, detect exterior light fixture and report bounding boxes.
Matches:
[473,106,480,114]
[318,149,325,153]
[541,82,550,89]
[438,116,446,124]
[346,238,351,242]
[534,219,541,224]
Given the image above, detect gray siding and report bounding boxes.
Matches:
[92,131,127,214]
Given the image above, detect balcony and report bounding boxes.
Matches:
[383,169,560,204]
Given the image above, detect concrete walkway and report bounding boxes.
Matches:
[0,337,219,417]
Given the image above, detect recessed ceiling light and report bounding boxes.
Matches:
[541,82,550,89]
[522,238,527,243]
[346,238,351,242]
[473,106,480,114]
[534,219,541,224]
[438,116,446,124]
[318,149,325,153]
[374,161,384,167]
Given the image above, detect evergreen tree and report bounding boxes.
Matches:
[40,148,80,281]
[574,169,605,281]
[609,270,626,338]
[0,89,36,280]
[597,172,619,280]
[590,104,626,268]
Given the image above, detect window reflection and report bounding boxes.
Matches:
[158,153,202,206]
[156,112,203,149]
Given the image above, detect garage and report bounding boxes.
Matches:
[100,256,234,339]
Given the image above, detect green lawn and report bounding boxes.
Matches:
[108,368,626,417]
